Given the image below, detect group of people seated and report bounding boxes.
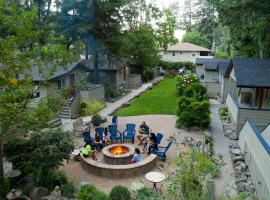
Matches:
[81,114,159,164]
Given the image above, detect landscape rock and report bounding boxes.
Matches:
[229,142,239,149]
[224,128,234,136]
[228,133,239,140]
[229,148,243,156]
[233,161,247,169]
[235,175,248,184]
[232,155,245,163]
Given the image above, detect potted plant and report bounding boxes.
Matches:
[92,113,102,126]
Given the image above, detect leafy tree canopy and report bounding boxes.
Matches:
[182,31,210,48]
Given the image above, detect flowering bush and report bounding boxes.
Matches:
[176,72,199,95]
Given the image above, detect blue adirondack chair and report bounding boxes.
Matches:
[95,127,105,142]
[108,124,122,143]
[82,131,93,143]
[155,141,173,161]
[156,133,164,145]
[123,123,136,143]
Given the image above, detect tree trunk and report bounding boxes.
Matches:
[0,141,4,183]
[93,51,99,84]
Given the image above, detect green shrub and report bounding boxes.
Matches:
[92,114,102,126]
[219,107,228,117]
[142,71,154,82]
[77,184,109,200]
[0,178,11,200]
[80,101,87,109]
[194,152,220,177]
[135,188,163,200]
[167,151,217,200]
[109,185,131,200]
[46,170,68,189]
[84,101,105,116]
[176,72,199,95]
[105,85,121,98]
[184,83,208,101]
[60,182,76,198]
[4,138,26,170]
[176,97,210,129]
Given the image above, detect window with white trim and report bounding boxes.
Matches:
[57,79,66,90]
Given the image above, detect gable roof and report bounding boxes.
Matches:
[196,57,229,71]
[218,61,230,75]
[165,42,211,52]
[31,61,89,81]
[226,58,270,88]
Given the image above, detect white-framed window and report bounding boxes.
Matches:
[192,52,196,57]
[57,79,66,90]
[172,52,176,56]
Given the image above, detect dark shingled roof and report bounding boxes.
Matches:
[31,61,88,81]
[226,58,270,88]
[218,61,230,75]
[196,58,229,71]
[203,62,218,70]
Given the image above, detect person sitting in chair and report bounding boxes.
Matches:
[82,141,96,160]
[131,148,142,164]
[94,132,103,150]
[148,133,158,154]
[104,127,111,146]
[137,121,150,145]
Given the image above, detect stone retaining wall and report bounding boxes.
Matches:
[81,154,157,178]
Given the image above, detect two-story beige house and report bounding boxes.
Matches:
[225,58,270,133]
[160,42,212,63]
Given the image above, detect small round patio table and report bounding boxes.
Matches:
[145,171,165,194]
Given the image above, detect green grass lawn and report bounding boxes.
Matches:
[117,78,178,116]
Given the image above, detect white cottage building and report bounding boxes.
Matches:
[238,119,270,199]
[160,42,212,63]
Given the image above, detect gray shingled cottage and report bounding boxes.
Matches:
[225,58,270,133]
[28,61,105,119]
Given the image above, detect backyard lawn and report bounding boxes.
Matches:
[117,78,178,116]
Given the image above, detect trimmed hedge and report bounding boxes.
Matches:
[159,60,195,70]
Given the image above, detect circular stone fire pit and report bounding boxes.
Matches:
[102,144,134,165]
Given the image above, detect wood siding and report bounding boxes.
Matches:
[204,82,221,98]
[238,109,270,132]
[127,74,142,89]
[238,121,270,199]
[221,76,230,103]
[227,93,270,133]
[80,85,105,103]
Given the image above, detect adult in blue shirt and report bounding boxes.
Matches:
[137,121,150,145]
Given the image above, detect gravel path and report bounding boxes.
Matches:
[210,99,237,198]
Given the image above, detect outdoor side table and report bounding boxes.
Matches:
[145,171,165,194]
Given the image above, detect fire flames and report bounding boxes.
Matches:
[110,146,129,155]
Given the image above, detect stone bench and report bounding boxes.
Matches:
[81,154,157,178]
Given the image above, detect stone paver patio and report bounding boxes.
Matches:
[61,115,203,193]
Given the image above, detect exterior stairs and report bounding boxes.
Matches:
[58,97,74,119]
